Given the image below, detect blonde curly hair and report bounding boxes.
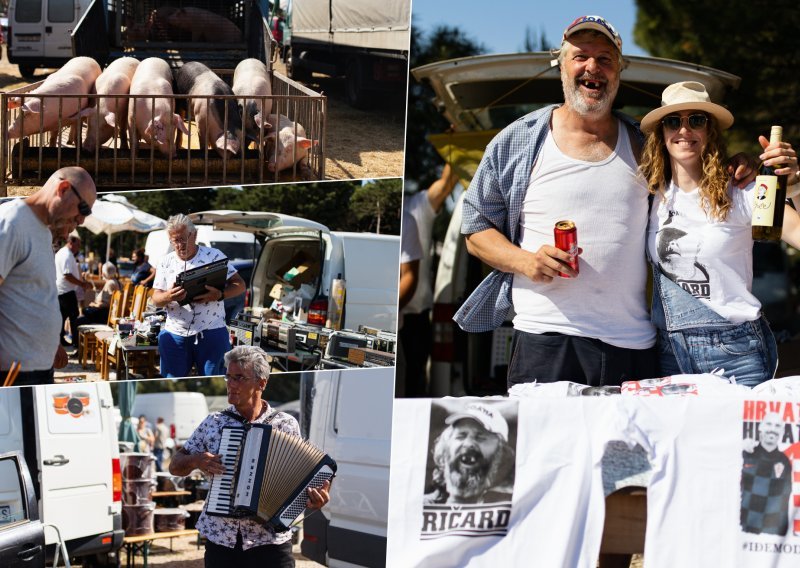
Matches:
[639,115,732,222]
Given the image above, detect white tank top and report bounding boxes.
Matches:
[512,120,655,349]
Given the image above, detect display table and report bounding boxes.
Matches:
[117,336,159,381]
[122,528,199,568]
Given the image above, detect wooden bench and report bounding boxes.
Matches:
[122,528,199,568]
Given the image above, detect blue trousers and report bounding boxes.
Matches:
[158,327,230,378]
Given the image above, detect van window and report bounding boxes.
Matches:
[210,240,260,261]
[15,0,42,23]
[47,0,74,23]
[0,458,26,525]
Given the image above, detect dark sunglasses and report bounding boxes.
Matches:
[661,114,709,132]
[70,184,92,217]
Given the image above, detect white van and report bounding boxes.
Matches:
[300,368,393,568]
[0,383,124,565]
[130,391,209,448]
[7,0,90,78]
[195,211,400,332]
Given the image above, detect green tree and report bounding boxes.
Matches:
[348,179,402,234]
[405,20,485,190]
[633,0,800,153]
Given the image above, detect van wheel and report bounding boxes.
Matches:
[18,64,36,79]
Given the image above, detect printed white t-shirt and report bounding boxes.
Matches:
[55,245,82,295]
[153,246,236,336]
[647,180,761,323]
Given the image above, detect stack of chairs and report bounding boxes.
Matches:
[77,290,123,369]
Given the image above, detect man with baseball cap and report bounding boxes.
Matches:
[454,15,786,389]
[425,402,514,504]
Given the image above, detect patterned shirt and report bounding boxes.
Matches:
[740,445,791,535]
[454,105,643,333]
[182,403,300,549]
[153,245,236,336]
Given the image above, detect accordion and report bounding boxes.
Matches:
[175,258,228,305]
[206,424,336,531]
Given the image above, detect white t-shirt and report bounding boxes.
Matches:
[153,246,236,336]
[0,199,61,370]
[621,396,800,568]
[647,180,760,323]
[401,210,423,265]
[55,245,82,295]
[387,398,628,567]
[512,122,654,349]
[401,190,437,316]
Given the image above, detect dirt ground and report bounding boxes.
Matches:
[0,47,405,197]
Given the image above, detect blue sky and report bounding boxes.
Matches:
[411,0,647,57]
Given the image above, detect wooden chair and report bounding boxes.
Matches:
[120,281,134,317]
[78,289,123,369]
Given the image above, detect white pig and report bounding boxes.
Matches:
[232,58,272,144]
[175,61,242,158]
[79,57,140,153]
[264,113,316,179]
[7,56,101,142]
[128,57,188,158]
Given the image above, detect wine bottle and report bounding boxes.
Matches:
[752,125,787,241]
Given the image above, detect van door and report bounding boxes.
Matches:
[0,452,45,568]
[9,0,45,60]
[33,383,116,544]
[42,0,79,60]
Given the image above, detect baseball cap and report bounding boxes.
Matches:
[562,15,623,52]
[445,402,509,442]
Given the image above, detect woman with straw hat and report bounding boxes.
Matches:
[639,81,800,386]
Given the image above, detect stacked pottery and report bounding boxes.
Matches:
[120,452,156,536]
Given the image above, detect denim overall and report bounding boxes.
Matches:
[651,265,778,387]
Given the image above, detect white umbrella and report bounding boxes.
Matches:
[82,194,167,260]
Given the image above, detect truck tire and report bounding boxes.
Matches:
[83,551,121,568]
[287,48,311,83]
[345,58,372,109]
[18,64,37,79]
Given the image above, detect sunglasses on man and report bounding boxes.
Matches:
[661,114,709,132]
[70,184,92,217]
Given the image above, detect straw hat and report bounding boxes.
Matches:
[640,81,734,133]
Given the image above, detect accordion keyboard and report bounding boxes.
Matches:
[207,427,246,515]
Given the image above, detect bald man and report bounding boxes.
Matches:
[0,167,97,386]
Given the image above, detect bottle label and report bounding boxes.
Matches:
[752,175,779,227]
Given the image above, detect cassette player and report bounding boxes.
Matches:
[293,323,333,353]
[229,313,264,347]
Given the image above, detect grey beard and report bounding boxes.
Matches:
[443,450,499,501]
[561,70,617,117]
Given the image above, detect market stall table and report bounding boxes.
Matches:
[122,528,199,568]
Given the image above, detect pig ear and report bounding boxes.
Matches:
[254,113,262,128]
[174,114,189,135]
[23,100,41,114]
[7,97,22,110]
[144,119,155,137]
[297,137,314,150]
[104,112,117,127]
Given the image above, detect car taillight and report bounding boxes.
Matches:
[170,424,176,439]
[307,298,327,326]
[112,458,122,502]
[244,289,251,308]
[431,303,455,361]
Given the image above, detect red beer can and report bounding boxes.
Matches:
[554,220,579,277]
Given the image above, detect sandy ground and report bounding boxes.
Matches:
[0,47,405,198]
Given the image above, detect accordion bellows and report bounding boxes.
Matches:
[207,424,337,531]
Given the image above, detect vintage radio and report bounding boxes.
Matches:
[357,326,397,353]
[175,258,228,305]
[324,330,372,361]
[346,347,396,367]
[207,424,336,531]
[228,313,264,347]
[293,323,333,353]
[262,319,296,352]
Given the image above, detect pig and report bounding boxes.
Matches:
[175,61,242,158]
[264,113,317,179]
[7,56,102,143]
[232,58,273,144]
[165,7,243,43]
[127,57,188,158]
[78,57,140,153]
